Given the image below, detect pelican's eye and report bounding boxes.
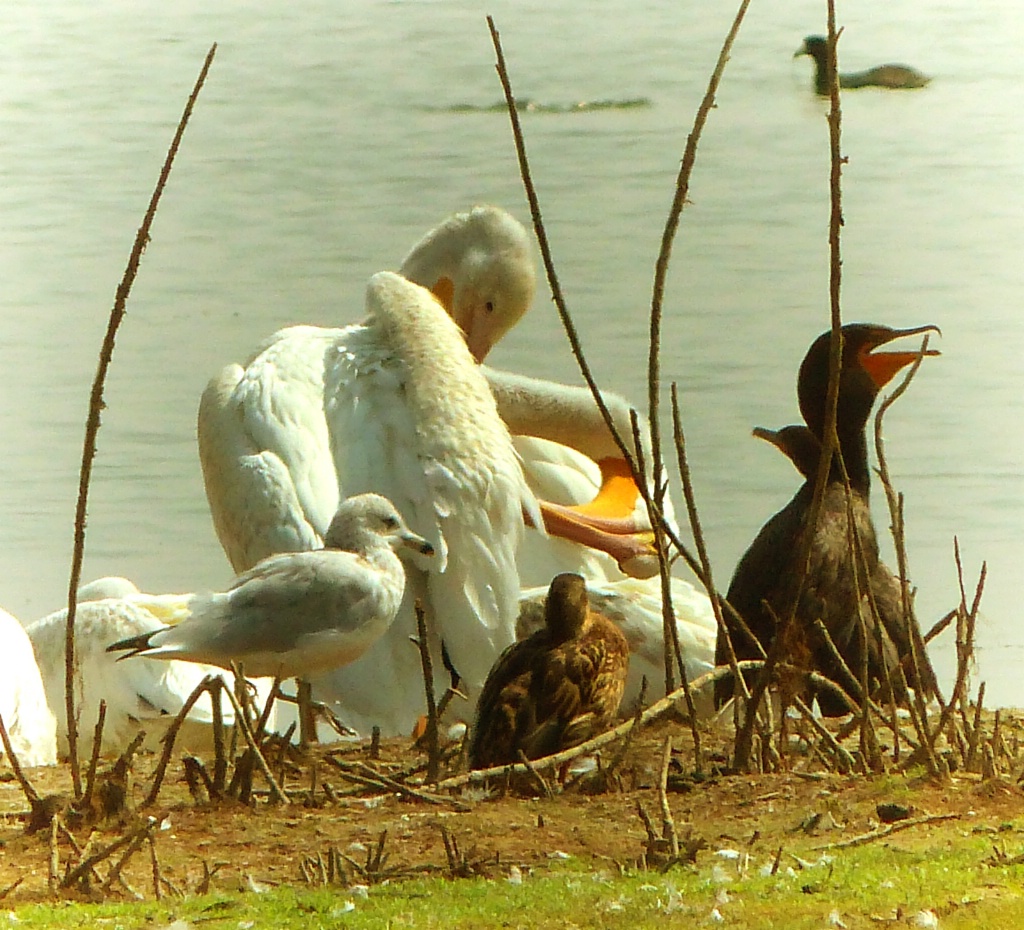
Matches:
[485,300,495,314]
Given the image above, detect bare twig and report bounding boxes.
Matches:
[814,812,960,851]
[411,602,441,783]
[48,815,60,896]
[657,736,679,859]
[518,750,553,798]
[220,683,290,805]
[62,817,159,889]
[142,674,218,809]
[0,711,41,806]
[81,700,107,811]
[148,834,163,900]
[62,43,218,797]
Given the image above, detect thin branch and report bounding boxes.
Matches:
[0,711,42,806]
[62,43,218,798]
[411,602,441,783]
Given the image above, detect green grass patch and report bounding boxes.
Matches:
[9,831,1024,929]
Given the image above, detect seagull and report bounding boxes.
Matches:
[27,580,277,757]
[0,606,57,767]
[106,493,433,740]
[470,572,630,769]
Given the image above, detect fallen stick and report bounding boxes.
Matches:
[813,812,960,851]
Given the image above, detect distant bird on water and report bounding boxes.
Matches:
[107,494,433,731]
[795,35,931,95]
[717,324,941,715]
[470,572,630,770]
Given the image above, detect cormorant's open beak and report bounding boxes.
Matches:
[859,323,941,390]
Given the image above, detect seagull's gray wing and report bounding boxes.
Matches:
[167,551,387,660]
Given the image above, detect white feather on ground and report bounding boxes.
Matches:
[0,606,57,768]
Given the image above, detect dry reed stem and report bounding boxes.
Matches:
[517,750,553,798]
[603,676,649,782]
[0,711,41,806]
[735,7,846,773]
[411,601,441,783]
[908,543,985,772]
[874,335,942,730]
[100,827,152,896]
[657,736,679,858]
[643,0,750,697]
[48,815,60,896]
[81,699,107,811]
[325,757,471,811]
[142,674,218,809]
[62,43,218,798]
[0,879,25,903]
[211,678,227,793]
[791,697,856,773]
[814,812,960,851]
[487,15,710,606]
[147,834,162,900]
[965,682,986,772]
[61,817,159,890]
[219,683,290,805]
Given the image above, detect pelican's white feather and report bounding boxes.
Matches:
[27,592,276,757]
[0,606,57,767]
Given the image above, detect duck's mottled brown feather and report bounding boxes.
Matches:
[469,573,629,769]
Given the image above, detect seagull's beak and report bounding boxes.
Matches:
[400,531,435,557]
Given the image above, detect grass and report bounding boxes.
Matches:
[9,829,1024,929]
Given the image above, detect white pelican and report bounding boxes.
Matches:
[198,208,696,735]
[0,607,57,767]
[199,270,536,741]
[27,580,278,757]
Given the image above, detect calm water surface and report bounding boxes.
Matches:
[2,1,1023,701]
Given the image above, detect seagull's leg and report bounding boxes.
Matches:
[297,678,318,748]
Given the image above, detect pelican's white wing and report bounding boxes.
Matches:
[0,607,57,767]
[199,325,347,573]
[511,435,627,585]
[26,596,275,756]
[306,273,537,736]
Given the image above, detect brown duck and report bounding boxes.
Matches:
[469,572,629,769]
[717,324,940,715]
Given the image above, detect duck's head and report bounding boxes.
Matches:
[544,572,590,642]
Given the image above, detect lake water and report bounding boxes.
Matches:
[2,1,1022,704]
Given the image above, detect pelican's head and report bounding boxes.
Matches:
[400,206,536,363]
